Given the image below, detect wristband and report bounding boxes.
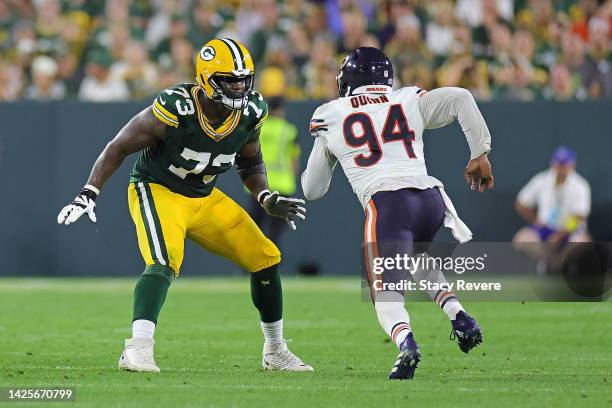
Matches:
[83,184,100,197]
[257,190,271,205]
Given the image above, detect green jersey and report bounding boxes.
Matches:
[130,83,268,197]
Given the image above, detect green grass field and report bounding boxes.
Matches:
[0,277,610,408]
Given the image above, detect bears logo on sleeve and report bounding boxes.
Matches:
[416,88,428,97]
[309,118,328,137]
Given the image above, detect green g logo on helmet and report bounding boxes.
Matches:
[200,46,215,61]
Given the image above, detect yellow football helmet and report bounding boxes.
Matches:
[196,38,255,110]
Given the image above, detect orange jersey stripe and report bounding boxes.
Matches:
[369,201,380,262]
[363,204,374,300]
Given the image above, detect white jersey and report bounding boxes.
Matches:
[301,86,492,243]
[308,86,436,206]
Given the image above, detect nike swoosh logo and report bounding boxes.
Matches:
[159,96,166,105]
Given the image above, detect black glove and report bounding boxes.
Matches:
[258,190,306,230]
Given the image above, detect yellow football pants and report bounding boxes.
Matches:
[128,182,281,275]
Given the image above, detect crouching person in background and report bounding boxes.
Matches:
[513,146,592,272]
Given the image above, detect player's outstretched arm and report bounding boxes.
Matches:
[237,134,306,231]
[57,106,166,225]
[418,87,494,192]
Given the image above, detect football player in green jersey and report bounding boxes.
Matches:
[57,38,312,373]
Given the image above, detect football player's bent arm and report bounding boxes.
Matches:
[237,134,306,230]
[236,134,269,199]
[58,107,166,225]
[301,136,337,200]
[87,106,166,189]
[418,87,491,159]
[418,87,494,191]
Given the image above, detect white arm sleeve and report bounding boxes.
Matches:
[418,87,492,160]
[301,136,337,200]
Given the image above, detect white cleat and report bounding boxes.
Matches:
[262,341,314,372]
[118,337,160,373]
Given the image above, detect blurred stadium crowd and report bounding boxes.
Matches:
[0,0,610,102]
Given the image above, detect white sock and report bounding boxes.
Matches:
[132,319,155,340]
[393,326,411,348]
[374,293,412,349]
[441,299,464,320]
[261,319,283,345]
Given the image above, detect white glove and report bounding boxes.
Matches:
[57,184,100,225]
[258,190,306,231]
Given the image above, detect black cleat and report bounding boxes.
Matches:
[388,332,421,380]
[451,311,483,353]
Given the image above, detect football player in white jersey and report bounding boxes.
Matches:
[302,47,494,380]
